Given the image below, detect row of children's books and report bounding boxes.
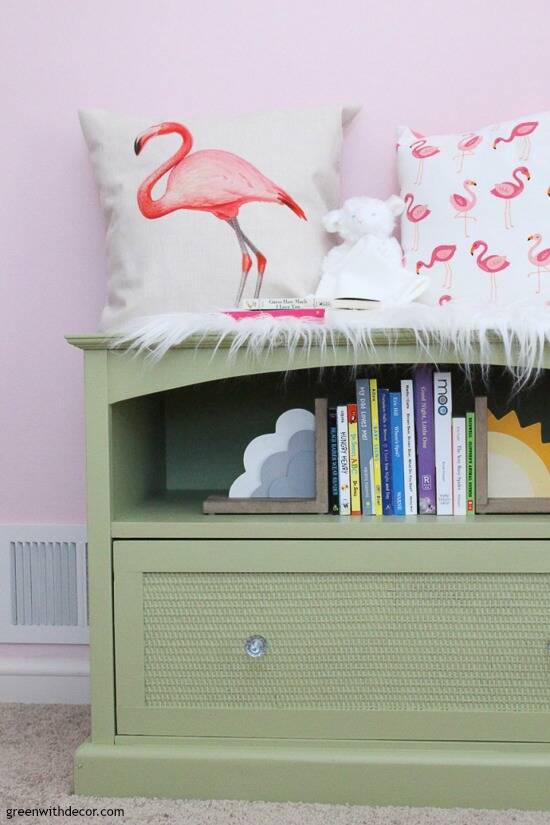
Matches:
[328,366,476,516]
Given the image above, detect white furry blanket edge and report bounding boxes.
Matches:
[110,303,550,383]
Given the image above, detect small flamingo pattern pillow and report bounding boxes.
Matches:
[397,112,550,307]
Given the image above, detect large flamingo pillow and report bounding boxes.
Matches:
[80,106,357,328]
[397,111,550,308]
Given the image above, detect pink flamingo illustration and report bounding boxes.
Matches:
[490,166,530,229]
[416,244,457,289]
[492,121,539,161]
[454,133,482,173]
[396,129,425,152]
[470,240,510,302]
[450,179,477,237]
[134,121,306,305]
[403,193,431,251]
[527,234,550,294]
[410,139,440,185]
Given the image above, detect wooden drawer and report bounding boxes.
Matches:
[114,539,550,741]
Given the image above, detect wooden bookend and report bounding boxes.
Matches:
[203,398,329,515]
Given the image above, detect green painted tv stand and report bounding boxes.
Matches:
[68,332,550,809]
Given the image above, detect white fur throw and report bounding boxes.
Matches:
[112,303,550,385]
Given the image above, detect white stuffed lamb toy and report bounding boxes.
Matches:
[315,195,428,303]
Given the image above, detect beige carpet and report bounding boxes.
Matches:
[1,704,550,825]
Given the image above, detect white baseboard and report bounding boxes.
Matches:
[0,648,90,704]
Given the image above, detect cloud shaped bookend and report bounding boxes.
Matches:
[229,409,315,498]
[203,399,328,514]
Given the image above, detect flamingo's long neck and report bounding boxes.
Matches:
[426,249,441,268]
[137,126,193,219]
[464,181,477,206]
[404,193,414,217]
[512,168,525,188]
[475,241,488,264]
[528,237,541,266]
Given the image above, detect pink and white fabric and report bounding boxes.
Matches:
[397,112,550,308]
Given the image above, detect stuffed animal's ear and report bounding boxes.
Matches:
[323,210,342,233]
[386,195,405,217]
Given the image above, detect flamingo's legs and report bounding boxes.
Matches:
[228,220,252,306]
[454,212,476,238]
[521,136,531,162]
[415,158,424,185]
[230,218,267,300]
[489,273,497,302]
[504,200,514,230]
[454,152,464,174]
[413,223,419,252]
[528,268,545,294]
[442,263,453,290]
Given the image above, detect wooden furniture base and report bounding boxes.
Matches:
[75,739,550,809]
[68,333,550,808]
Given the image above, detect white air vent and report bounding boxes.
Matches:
[0,526,88,643]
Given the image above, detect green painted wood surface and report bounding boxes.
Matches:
[74,738,550,808]
[111,394,166,516]
[112,490,550,539]
[67,333,550,404]
[113,541,550,743]
[71,335,550,803]
[114,539,550,573]
[84,351,115,744]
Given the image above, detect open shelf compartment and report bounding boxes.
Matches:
[109,363,550,539]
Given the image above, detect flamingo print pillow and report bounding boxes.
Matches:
[397,112,550,308]
[80,106,357,329]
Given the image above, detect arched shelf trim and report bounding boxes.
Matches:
[67,333,548,405]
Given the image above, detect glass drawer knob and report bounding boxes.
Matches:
[245,635,267,658]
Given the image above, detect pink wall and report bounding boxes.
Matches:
[1,0,548,523]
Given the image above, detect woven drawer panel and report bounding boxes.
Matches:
[142,572,550,712]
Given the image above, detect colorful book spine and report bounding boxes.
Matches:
[369,379,383,515]
[414,365,436,514]
[401,379,417,515]
[327,407,340,514]
[378,389,393,516]
[225,308,325,320]
[434,371,453,515]
[347,404,362,515]
[336,405,351,516]
[390,392,405,515]
[466,411,476,515]
[356,379,374,515]
[452,417,467,515]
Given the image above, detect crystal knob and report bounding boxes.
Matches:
[244,635,268,658]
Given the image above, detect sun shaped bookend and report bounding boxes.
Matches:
[476,397,550,513]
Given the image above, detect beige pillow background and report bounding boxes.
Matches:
[80,106,357,330]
